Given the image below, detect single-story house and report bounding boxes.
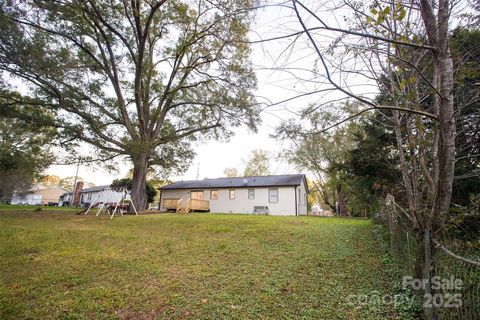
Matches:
[11,185,70,205]
[59,185,130,207]
[159,174,308,216]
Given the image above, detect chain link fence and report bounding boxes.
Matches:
[373,194,480,320]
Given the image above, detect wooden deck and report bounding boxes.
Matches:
[162,198,209,213]
[163,198,180,210]
[186,199,209,211]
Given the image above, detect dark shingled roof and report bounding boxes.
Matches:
[80,185,111,193]
[160,174,306,190]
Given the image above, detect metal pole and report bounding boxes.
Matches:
[85,190,101,215]
[423,228,433,320]
[72,159,80,193]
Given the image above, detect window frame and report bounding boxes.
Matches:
[269,188,279,203]
[190,190,204,200]
[248,188,255,200]
[229,189,235,200]
[210,190,218,200]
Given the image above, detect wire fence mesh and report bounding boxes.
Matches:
[373,194,480,320]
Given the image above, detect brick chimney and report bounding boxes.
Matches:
[72,181,84,206]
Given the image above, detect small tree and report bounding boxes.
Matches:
[40,175,61,187]
[275,106,360,216]
[223,167,239,177]
[58,177,96,190]
[243,149,271,176]
[269,1,460,317]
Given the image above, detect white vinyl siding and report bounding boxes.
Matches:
[297,180,308,215]
[77,189,131,207]
[248,189,255,200]
[269,188,279,203]
[160,185,303,216]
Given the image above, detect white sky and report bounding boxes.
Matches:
[46,2,375,186]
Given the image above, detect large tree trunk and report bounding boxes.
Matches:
[337,184,348,216]
[431,54,456,230]
[418,3,455,319]
[319,188,337,214]
[421,0,456,231]
[131,153,149,212]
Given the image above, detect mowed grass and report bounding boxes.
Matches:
[0,205,79,212]
[0,211,400,319]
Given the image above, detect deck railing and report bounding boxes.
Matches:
[163,198,179,210]
[187,199,209,211]
[163,198,209,212]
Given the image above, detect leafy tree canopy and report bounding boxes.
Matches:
[40,175,61,186]
[223,167,239,177]
[111,178,157,204]
[243,149,271,177]
[0,106,55,202]
[57,176,96,191]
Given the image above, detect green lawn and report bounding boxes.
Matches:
[0,204,79,212]
[0,211,401,319]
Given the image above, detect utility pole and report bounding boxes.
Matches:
[72,159,80,192]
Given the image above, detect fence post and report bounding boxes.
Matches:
[406,231,412,273]
[423,228,433,320]
[387,196,401,262]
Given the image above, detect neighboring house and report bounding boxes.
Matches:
[59,185,130,207]
[11,185,70,205]
[59,190,73,205]
[159,174,308,216]
[311,204,326,216]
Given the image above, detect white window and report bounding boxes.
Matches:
[248,189,255,200]
[229,189,235,199]
[269,188,278,203]
[191,191,204,200]
[210,190,218,200]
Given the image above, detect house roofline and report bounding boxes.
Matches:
[160,184,303,191]
[160,174,307,191]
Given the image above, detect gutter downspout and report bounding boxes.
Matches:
[158,189,162,211]
[294,186,298,216]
